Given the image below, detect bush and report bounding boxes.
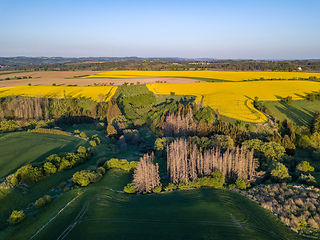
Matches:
[35,197,46,208]
[211,169,225,188]
[10,176,19,186]
[296,161,314,174]
[43,162,57,176]
[235,178,247,189]
[74,129,80,134]
[7,210,26,225]
[35,195,52,208]
[77,146,87,154]
[153,186,162,193]
[89,140,97,147]
[72,170,102,186]
[270,162,291,182]
[299,174,317,186]
[164,183,178,191]
[103,158,137,172]
[96,157,108,166]
[80,132,87,138]
[124,183,136,193]
[44,195,52,203]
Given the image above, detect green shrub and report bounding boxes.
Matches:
[235,178,247,190]
[72,170,102,186]
[211,170,225,188]
[35,197,46,208]
[7,210,25,225]
[298,174,317,186]
[178,182,187,190]
[96,157,108,166]
[164,183,178,191]
[296,161,314,174]
[124,183,136,193]
[44,195,52,203]
[270,161,291,182]
[103,158,137,172]
[89,140,97,147]
[153,186,162,193]
[77,146,87,153]
[10,176,19,185]
[80,132,87,138]
[35,195,52,208]
[97,167,106,175]
[43,162,57,176]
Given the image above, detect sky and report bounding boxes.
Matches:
[0,0,319,59]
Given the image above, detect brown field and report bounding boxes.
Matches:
[0,71,202,87]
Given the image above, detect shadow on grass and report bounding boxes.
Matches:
[275,102,314,126]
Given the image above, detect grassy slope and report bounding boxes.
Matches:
[0,132,87,179]
[264,100,320,126]
[5,169,307,240]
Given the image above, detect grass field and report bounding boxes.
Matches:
[0,86,117,102]
[0,132,87,179]
[82,70,320,82]
[147,81,320,123]
[3,168,304,240]
[264,100,320,126]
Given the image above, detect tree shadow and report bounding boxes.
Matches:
[274,102,313,126]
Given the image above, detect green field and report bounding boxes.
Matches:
[264,100,320,126]
[0,132,87,179]
[0,169,304,240]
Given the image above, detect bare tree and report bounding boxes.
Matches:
[132,153,161,193]
[167,139,258,184]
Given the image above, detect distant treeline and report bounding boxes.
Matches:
[1,57,320,72]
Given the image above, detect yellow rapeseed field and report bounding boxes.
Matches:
[147,81,320,123]
[82,70,320,82]
[0,86,117,102]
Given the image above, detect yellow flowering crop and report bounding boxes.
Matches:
[147,81,320,123]
[0,86,117,102]
[82,70,320,82]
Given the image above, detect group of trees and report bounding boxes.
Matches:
[72,168,105,186]
[12,146,90,185]
[167,138,258,184]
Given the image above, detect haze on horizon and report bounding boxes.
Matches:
[0,0,319,60]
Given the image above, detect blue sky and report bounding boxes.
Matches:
[0,0,319,59]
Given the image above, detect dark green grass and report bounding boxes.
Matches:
[0,132,87,179]
[8,169,307,240]
[264,100,320,126]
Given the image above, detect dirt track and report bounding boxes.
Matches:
[0,71,203,87]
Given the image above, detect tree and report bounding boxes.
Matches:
[7,210,25,225]
[132,153,161,193]
[296,161,314,174]
[106,124,117,137]
[311,112,320,134]
[72,170,102,186]
[35,197,46,208]
[270,162,291,182]
[43,162,57,176]
[211,170,225,188]
[235,178,247,189]
[77,146,87,154]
